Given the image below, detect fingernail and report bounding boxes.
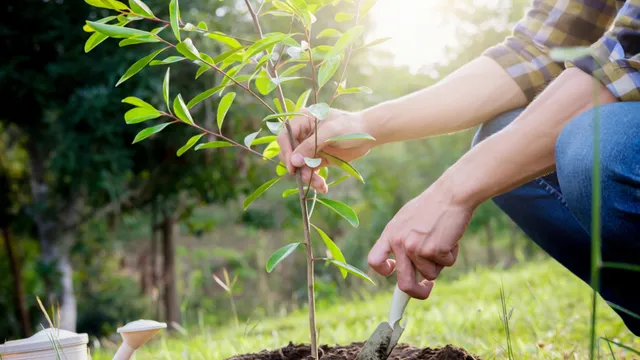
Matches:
[291,153,304,167]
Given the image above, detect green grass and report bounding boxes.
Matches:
[93,260,639,359]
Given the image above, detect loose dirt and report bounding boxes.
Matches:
[227,342,481,360]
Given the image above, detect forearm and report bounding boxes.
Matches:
[362,56,528,145]
[439,68,617,208]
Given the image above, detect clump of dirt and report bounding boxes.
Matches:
[227,342,481,360]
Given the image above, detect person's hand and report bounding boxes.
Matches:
[277,108,376,193]
[367,181,473,299]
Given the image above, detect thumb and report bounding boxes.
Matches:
[291,123,337,168]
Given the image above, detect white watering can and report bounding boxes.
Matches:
[0,320,166,360]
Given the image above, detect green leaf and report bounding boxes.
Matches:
[304,157,322,168]
[119,35,160,46]
[213,47,245,64]
[326,132,375,143]
[282,188,298,197]
[205,32,242,49]
[173,94,194,125]
[86,21,149,38]
[252,136,277,146]
[276,162,288,176]
[187,85,226,109]
[195,64,209,79]
[263,141,280,159]
[337,86,373,95]
[296,89,312,111]
[163,68,171,113]
[150,56,186,66]
[549,46,591,61]
[311,225,346,277]
[271,0,296,13]
[328,175,349,187]
[129,0,154,17]
[244,131,261,148]
[169,0,180,41]
[217,92,235,131]
[335,12,355,22]
[116,48,165,86]
[326,25,365,59]
[279,64,307,77]
[322,152,364,182]
[183,23,197,31]
[308,103,330,120]
[85,0,129,10]
[318,166,329,179]
[359,37,391,50]
[122,96,156,110]
[132,122,171,144]
[263,112,306,122]
[124,108,161,124]
[218,64,246,92]
[266,243,301,273]
[194,141,233,150]
[244,177,281,210]
[326,259,375,284]
[177,134,205,156]
[175,38,200,60]
[244,33,291,60]
[85,32,109,53]
[266,121,283,135]
[316,198,359,227]
[83,16,117,32]
[197,21,208,30]
[255,70,276,95]
[316,28,342,39]
[318,56,340,88]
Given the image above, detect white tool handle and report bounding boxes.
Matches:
[388,284,411,326]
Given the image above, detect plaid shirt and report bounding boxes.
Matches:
[484,0,640,101]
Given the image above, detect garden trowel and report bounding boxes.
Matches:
[356,284,412,360]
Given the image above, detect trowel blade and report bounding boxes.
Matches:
[356,322,394,360]
[386,320,406,357]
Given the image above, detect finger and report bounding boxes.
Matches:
[291,123,340,168]
[393,245,431,300]
[367,237,395,276]
[277,116,311,173]
[300,167,328,194]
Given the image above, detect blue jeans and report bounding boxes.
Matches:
[472,102,640,336]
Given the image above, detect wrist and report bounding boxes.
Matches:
[430,165,485,210]
[359,102,394,147]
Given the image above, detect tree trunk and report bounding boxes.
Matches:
[485,223,496,265]
[28,145,77,331]
[162,214,180,328]
[2,227,32,337]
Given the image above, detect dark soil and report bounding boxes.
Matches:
[227,342,481,360]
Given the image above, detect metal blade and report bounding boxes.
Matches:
[356,322,394,360]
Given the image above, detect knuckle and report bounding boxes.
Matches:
[389,236,403,249]
[404,238,420,257]
[398,281,413,294]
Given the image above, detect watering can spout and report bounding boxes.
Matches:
[113,320,167,360]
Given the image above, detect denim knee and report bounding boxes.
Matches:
[471,108,525,148]
[556,102,640,245]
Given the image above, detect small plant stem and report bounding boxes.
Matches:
[244,1,318,357]
[589,75,602,360]
[164,113,282,166]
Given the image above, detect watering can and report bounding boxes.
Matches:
[0,319,166,360]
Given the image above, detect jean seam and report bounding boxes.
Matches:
[533,178,569,208]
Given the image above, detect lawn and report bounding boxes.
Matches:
[92,260,639,359]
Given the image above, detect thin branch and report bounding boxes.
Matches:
[163,113,281,165]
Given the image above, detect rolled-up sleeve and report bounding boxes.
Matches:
[483,0,619,101]
[566,0,640,101]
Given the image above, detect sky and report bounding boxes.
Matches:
[368,0,458,72]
